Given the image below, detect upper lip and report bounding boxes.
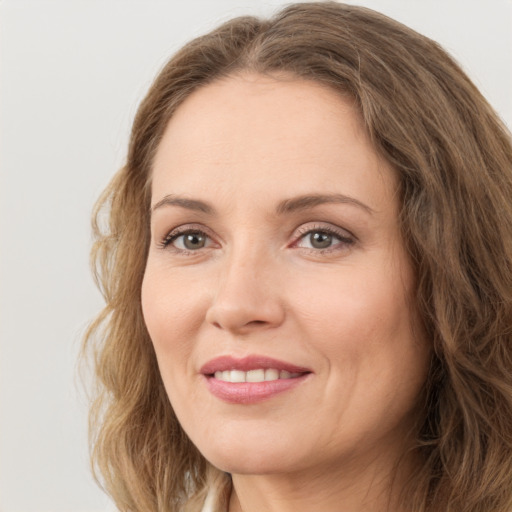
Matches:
[200,355,311,375]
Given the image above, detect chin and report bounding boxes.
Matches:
[208,451,296,476]
[196,427,306,476]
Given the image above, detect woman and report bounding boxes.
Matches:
[84,2,512,511]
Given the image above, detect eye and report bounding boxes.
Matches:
[161,229,213,251]
[294,226,355,251]
[302,231,335,249]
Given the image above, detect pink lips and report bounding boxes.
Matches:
[200,355,312,404]
[200,355,310,375]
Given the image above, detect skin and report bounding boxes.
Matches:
[142,73,430,512]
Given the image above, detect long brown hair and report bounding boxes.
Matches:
[83,2,512,511]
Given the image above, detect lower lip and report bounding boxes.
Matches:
[204,374,310,404]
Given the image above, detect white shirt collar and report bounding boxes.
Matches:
[199,477,230,512]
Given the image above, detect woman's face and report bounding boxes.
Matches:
[142,73,430,476]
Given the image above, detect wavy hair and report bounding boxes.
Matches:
[83,2,512,511]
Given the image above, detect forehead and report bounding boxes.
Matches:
[151,73,396,210]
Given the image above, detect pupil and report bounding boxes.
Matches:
[311,231,332,249]
[184,233,205,250]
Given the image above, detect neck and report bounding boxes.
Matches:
[228,450,417,512]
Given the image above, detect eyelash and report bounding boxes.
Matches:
[158,224,355,254]
[158,225,213,253]
[293,224,355,253]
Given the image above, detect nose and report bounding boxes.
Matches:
[205,249,285,334]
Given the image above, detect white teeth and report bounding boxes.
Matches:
[213,368,301,383]
[230,370,246,383]
[265,368,279,381]
[246,369,265,382]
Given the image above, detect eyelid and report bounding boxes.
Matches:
[293,222,355,241]
[156,221,356,252]
[290,222,357,251]
[158,223,218,250]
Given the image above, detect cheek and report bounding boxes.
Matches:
[291,263,410,346]
[141,267,211,419]
[141,266,205,364]
[290,260,427,398]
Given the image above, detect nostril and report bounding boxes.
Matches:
[214,319,266,329]
[206,298,285,332]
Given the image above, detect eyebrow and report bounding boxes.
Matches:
[151,195,215,215]
[275,193,375,215]
[151,192,375,216]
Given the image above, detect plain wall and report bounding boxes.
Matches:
[1,1,511,511]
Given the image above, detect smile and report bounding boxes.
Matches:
[200,355,312,404]
[214,369,302,382]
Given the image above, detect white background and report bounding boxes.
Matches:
[1,1,511,511]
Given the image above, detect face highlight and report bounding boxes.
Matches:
[141,73,429,478]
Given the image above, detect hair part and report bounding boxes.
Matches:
[83,2,512,511]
